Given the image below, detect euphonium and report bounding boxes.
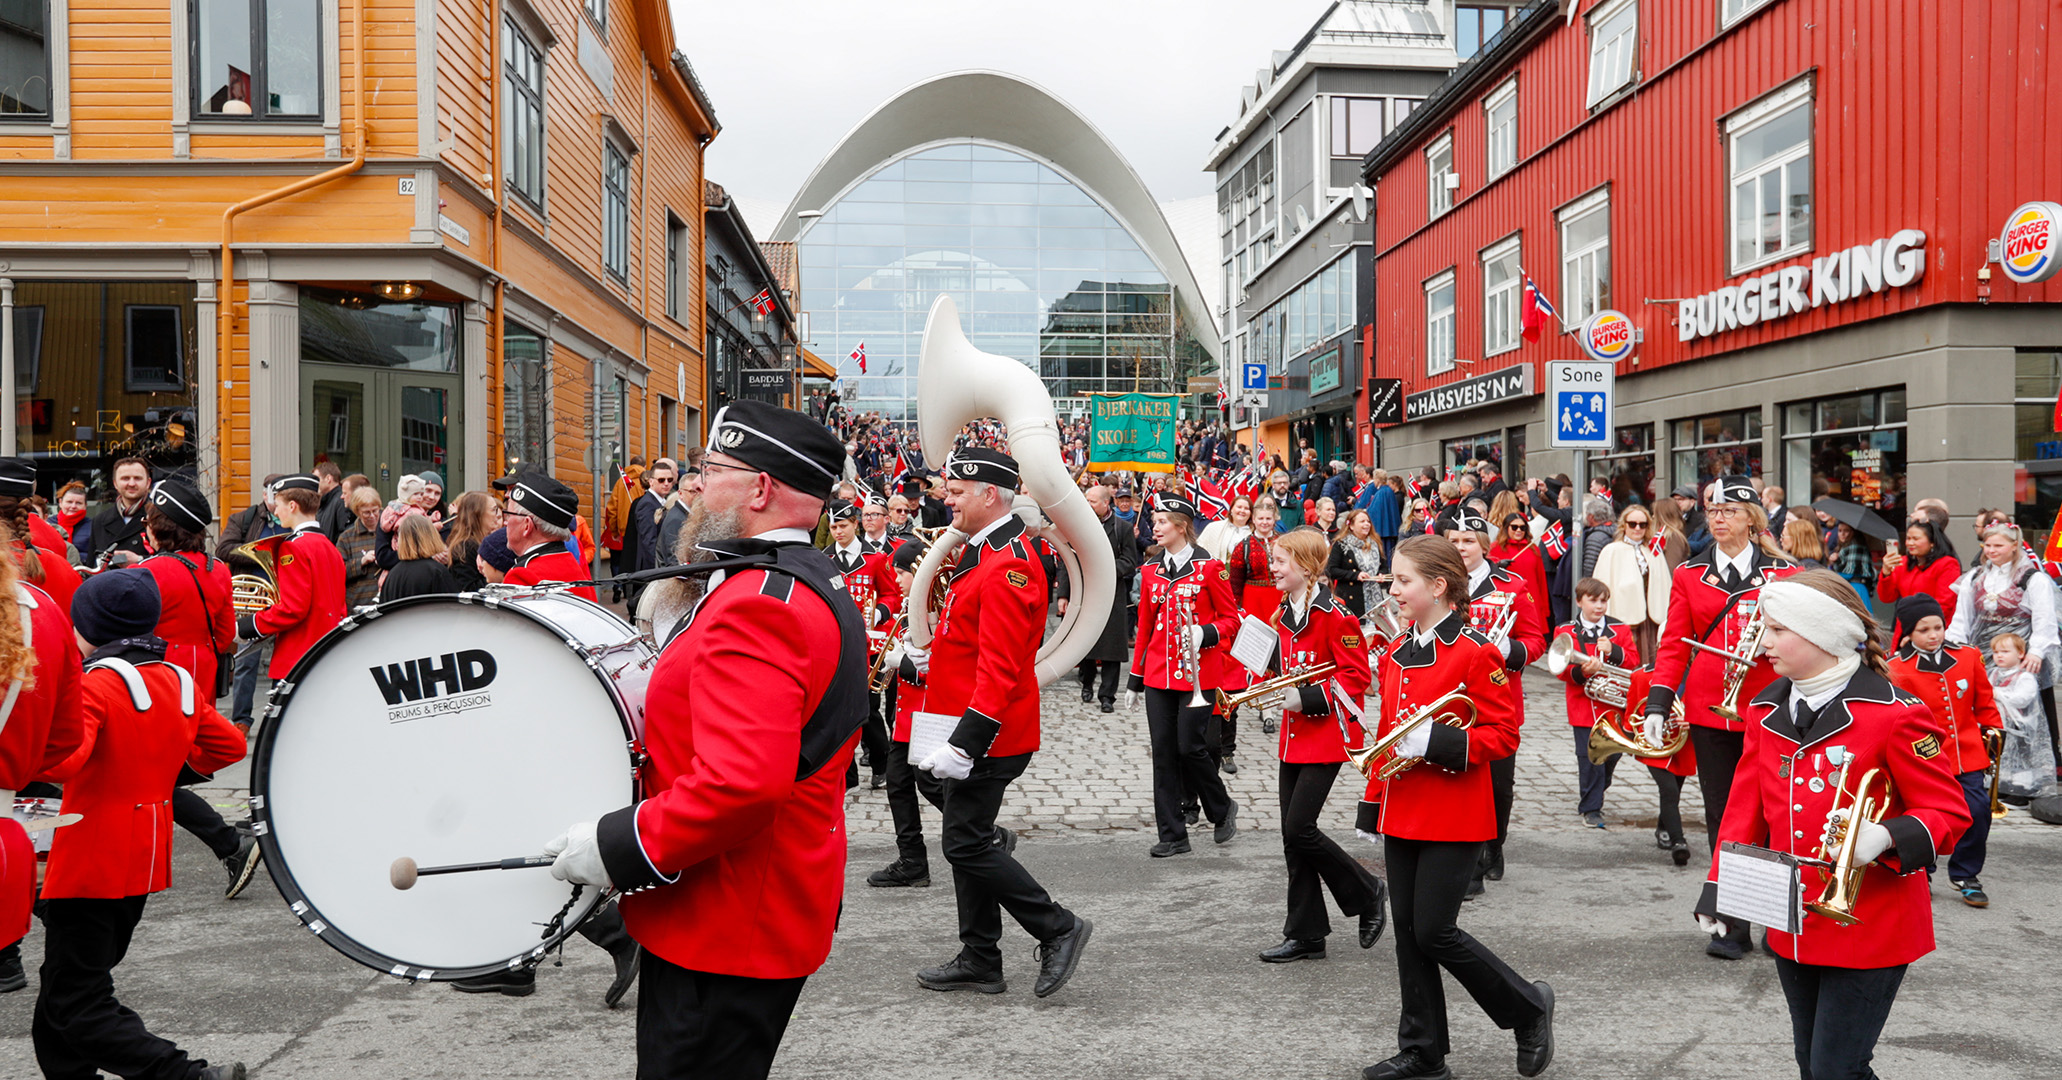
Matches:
[1347,690,1478,782]
[1363,588,1407,642]
[1683,604,1768,722]
[1215,662,1339,714]
[230,533,290,616]
[1803,751,1892,927]
[902,296,1116,686]
[1546,634,1689,762]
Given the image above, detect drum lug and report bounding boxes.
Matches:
[627,740,648,771]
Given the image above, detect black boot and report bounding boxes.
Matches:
[0,942,23,993]
[917,955,1005,994]
[577,902,642,1008]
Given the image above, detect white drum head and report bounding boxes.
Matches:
[252,593,638,980]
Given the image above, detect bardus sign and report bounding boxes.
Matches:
[1676,229,1926,343]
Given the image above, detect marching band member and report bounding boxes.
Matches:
[36,571,247,1080]
[0,458,81,612]
[1444,508,1543,895]
[1557,578,1638,829]
[859,497,900,554]
[1256,528,1386,963]
[1887,594,2001,908]
[0,524,83,995]
[868,539,938,888]
[1125,495,1241,858]
[498,471,600,602]
[1363,536,1553,1080]
[913,447,1091,998]
[236,475,346,685]
[1228,497,1283,737]
[1644,475,1799,959]
[827,499,901,790]
[1695,570,1969,1080]
[541,401,867,1079]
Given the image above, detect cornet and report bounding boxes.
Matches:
[1683,604,1768,722]
[1215,662,1338,714]
[1173,596,1208,708]
[1347,691,1478,781]
[1803,750,1892,927]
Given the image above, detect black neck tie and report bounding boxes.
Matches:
[1793,699,1820,739]
[1722,565,1745,592]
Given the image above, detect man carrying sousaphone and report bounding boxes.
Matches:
[1643,474,1800,960]
[541,400,868,1080]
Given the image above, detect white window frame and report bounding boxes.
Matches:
[1426,131,1455,217]
[1425,270,1457,376]
[602,140,631,282]
[1559,188,1611,323]
[1481,236,1522,358]
[1721,0,1773,28]
[501,13,549,210]
[1586,0,1638,107]
[1726,77,1815,274]
[1484,77,1518,180]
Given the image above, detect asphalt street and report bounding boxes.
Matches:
[4,671,2058,1079]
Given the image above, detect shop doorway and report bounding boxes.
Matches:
[301,366,463,495]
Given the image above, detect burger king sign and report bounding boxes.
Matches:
[2000,201,2062,285]
[1577,309,1636,363]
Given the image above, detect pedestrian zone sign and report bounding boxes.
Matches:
[1547,360,1614,450]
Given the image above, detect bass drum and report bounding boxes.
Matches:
[250,589,654,981]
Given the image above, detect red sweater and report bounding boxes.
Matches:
[1876,556,1960,626]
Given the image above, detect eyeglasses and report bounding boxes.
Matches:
[700,460,765,481]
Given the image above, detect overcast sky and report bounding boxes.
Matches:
[677,0,1330,234]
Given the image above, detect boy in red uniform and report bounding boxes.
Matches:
[1887,593,2002,907]
[1555,578,1640,829]
[498,471,600,602]
[237,474,346,683]
[0,529,84,994]
[36,571,248,1080]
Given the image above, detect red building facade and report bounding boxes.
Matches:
[1362,0,2062,539]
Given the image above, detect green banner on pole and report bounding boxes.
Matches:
[1088,392,1180,473]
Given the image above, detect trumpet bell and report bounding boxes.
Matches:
[1545,634,1578,676]
[1585,706,1690,765]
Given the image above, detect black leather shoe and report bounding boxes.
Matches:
[1672,840,1692,866]
[1516,980,1555,1076]
[604,941,641,1009]
[870,773,887,789]
[1706,924,1753,960]
[1213,802,1239,845]
[1259,938,1326,963]
[1360,877,1389,948]
[917,957,1006,994]
[867,858,931,887]
[222,833,263,900]
[0,943,23,993]
[1033,916,1092,997]
[1099,701,1114,713]
[452,969,536,996]
[1149,839,1191,858]
[1362,1048,1451,1080]
[1485,846,1505,881]
[198,1065,247,1080]
[1081,685,1095,703]
[1463,875,1486,901]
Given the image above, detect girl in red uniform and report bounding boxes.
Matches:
[1256,528,1385,963]
[1125,496,1240,857]
[1227,497,1282,743]
[1886,593,2000,907]
[1696,570,1970,1080]
[1643,475,1798,959]
[1363,536,1553,1080]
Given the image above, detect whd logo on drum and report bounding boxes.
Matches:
[369,650,499,723]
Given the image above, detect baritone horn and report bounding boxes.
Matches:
[230,533,290,616]
[903,296,1115,686]
[1348,691,1478,781]
[1545,633,1688,762]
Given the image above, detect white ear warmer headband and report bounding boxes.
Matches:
[1760,580,1867,659]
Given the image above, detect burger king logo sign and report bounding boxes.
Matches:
[1578,309,1635,363]
[2000,201,2062,285]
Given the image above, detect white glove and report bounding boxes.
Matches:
[1396,721,1433,761]
[1125,690,1141,711]
[1184,626,1207,652]
[902,641,930,675]
[883,641,906,668]
[543,820,613,888]
[1355,828,1382,846]
[1850,819,1894,865]
[1696,914,1730,938]
[1642,711,1667,746]
[918,743,974,780]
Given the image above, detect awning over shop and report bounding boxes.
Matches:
[802,348,837,380]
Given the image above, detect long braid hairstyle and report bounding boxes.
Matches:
[1784,567,1891,677]
[0,495,45,584]
[0,522,37,687]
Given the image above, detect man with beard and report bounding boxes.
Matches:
[543,401,866,1080]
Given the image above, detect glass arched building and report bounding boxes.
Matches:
[773,71,1219,422]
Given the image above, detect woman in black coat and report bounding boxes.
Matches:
[379,514,459,602]
[1325,510,1383,617]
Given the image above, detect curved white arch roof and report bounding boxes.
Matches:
[771,70,1221,361]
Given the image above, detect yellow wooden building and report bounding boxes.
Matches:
[0,0,717,524]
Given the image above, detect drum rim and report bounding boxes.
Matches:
[248,588,638,982]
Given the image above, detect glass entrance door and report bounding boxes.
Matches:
[302,365,462,494]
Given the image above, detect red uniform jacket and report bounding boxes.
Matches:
[1699,667,1971,968]
[1128,549,1240,693]
[14,540,79,614]
[891,675,925,743]
[1645,545,1800,732]
[598,564,854,979]
[1625,666,1697,777]
[1555,617,1640,727]
[1470,563,1546,673]
[829,541,902,625]
[1489,540,1552,629]
[1876,557,1960,627]
[251,524,347,678]
[1270,590,1372,764]
[1888,645,2001,775]
[503,540,600,602]
[140,552,236,693]
[1373,611,1525,842]
[42,654,246,899]
[928,516,1046,758]
[0,584,84,945]
[1226,533,1283,618]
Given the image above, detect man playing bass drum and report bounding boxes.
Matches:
[1644,475,1799,960]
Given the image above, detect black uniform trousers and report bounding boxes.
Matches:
[859,688,889,780]
[33,895,210,1080]
[1646,765,1687,844]
[1772,955,1907,1080]
[171,786,240,860]
[635,952,807,1080]
[1279,761,1380,940]
[1689,724,1754,947]
[1144,687,1233,843]
[938,753,1076,970]
[885,739,942,868]
[1384,836,1548,1060]
[1571,726,1621,816]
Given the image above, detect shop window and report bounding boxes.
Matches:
[503,18,546,209]
[1,0,51,119]
[9,282,200,478]
[1559,188,1610,322]
[124,306,185,391]
[10,306,43,397]
[1672,408,1762,495]
[1482,236,1521,357]
[1444,431,1503,478]
[2013,350,2062,552]
[1426,132,1455,217]
[1781,388,1906,514]
[1585,0,1637,107]
[1727,77,1814,273]
[193,0,322,118]
[298,286,460,371]
[1484,77,1518,179]
[502,322,549,473]
[1588,423,1655,507]
[1505,426,1527,484]
[1425,270,1456,375]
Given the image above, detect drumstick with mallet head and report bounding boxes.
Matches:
[390,855,556,890]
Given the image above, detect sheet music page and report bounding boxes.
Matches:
[907,711,958,767]
[1716,843,1803,934]
[1231,615,1276,675]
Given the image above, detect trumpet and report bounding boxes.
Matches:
[1173,597,1207,708]
[1682,605,1768,722]
[1214,662,1338,714]
[1475,592,1519,648]
[1346,691,1478,782]
[1803,750,1892,927]
[1545,634,1688,762]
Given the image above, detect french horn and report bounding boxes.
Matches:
[902,296,1116,685]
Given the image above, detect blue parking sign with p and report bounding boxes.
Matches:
[1241,362,1267,392]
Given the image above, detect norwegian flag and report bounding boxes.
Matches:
[751,288,777,317]
[1521,272,1559,343]
[1226,462,1262,504]
[1179,467,1230,521]
[1540,518,1569,560]
[2022,538,2062,582]
[849,341,867,374]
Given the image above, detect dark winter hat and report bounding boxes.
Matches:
[72,568,161,646]
[477,527,518,573]
[1893,594,1945,646]
[707,400,845,499]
